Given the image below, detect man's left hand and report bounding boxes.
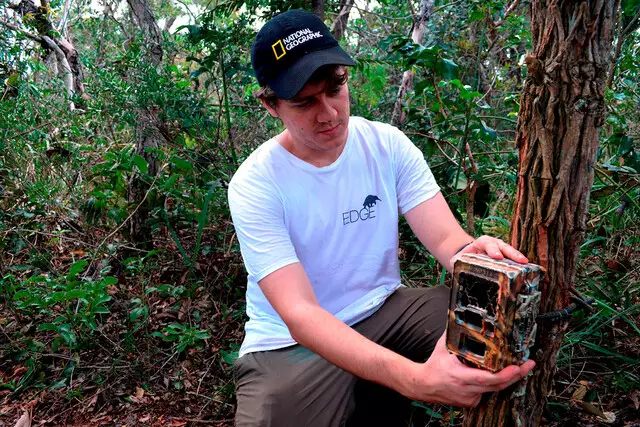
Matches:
[452,235,528,266]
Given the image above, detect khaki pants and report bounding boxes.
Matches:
[234,285,449,427]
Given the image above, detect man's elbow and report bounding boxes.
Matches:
[281,303,321,344]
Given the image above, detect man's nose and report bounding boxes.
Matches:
[316,96,338,122]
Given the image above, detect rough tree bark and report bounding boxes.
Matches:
[390,0,434,126]
[6,0,87,110]
[126,0,166,248]
[126,0,163,66]
[331,0,354,41]
[463,1,619,426]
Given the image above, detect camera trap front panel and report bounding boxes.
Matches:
[446,253,544,372]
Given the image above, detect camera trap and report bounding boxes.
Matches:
[446,253,545,373]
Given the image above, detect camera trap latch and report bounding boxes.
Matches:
[446,253,546,373]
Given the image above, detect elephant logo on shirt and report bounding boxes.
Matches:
[363,195,381,208]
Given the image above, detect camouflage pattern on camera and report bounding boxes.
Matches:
[446,253,545,372]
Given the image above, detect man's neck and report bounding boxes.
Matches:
[277,131,347,168]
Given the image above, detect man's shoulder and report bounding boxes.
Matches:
[348,116,406,155]
[349,116,400,137]
[229,138,281,189]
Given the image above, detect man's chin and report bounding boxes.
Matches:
[317,122,345,138]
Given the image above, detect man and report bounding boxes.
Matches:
[228,9,535,426]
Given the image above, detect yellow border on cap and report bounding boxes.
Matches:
[272,40,286,60]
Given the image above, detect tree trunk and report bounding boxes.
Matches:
[330,0,354,41]
[463,1,619,426]
[126,0,163,66]
[390,0,434,127]
[126,0,166,247]
[311,0,324,21]
[9,0,87,109]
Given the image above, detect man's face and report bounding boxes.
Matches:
[264,76,350,158]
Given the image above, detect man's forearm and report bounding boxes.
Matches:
[286,303,419,397]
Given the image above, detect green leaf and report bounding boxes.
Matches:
[480,120,497,141]
[220,349,238,365]
[37,323,58,332]
[102,276,118,285]
[130,307,146,322]
[93,294,112,305]
[92,304,110,314]
[66,290,87,299]
[437,58,458,79]
[411,401,443,419]
[133,154,148,174]
[171,157,193,171]
[453,174,468,190]
[414,79,431,97]
[13,290,31,300]
[69,260,88,276]
[50,377,68,389]
[49,291,67,303]
[60,330,77,345]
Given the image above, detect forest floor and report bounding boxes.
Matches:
[1,215,639,427]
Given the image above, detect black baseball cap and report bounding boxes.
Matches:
[251,9,355,99]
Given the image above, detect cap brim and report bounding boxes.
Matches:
[268,45,356,99]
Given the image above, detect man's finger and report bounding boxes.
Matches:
[483,241,504,259]
[459,361,535,388]
[498,241,528,263]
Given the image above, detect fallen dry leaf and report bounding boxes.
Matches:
[572,385,588,401]
[581,401,615,423]
[630,390,639,410]
[14,409,32,427]
[601,411,616,423]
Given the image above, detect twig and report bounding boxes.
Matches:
[94,164,166,251]
[340,5,412,21]
[149,349,179,381]
[4,121,53,141]
[225,232,235,256]
[428,0,464,19]
[431,75,448,120]
[0,19,42,41]
[173,418,233,424]
[493,0,523,28]
[209,103,262,109]
[404,130,462,156]
[196,356,217,396]
[186,390,233,407]
[81,163,167,280]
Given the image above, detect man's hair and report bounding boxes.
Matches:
[254,65,349,108]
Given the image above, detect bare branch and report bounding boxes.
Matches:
[0,19,42,41]
[41,35,75,110]
[493,0,523,28]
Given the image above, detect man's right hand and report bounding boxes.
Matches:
[402,334,536,407]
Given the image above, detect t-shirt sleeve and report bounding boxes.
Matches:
[228,171,299,282]
[393,129,441,214]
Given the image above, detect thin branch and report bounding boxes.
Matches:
[173,0,196,23]
[427,0,464,19]
[607,8,640,88]
[622,8,640,35]
[0,19,42,41]
[493,0,522,28]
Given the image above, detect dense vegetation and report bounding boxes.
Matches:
[1,0,639,425]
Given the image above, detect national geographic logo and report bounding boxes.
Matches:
[342,195,381,225]
[272,28,323,60]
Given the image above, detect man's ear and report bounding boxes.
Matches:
[260,98,279,118]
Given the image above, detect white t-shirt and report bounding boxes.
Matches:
[228,116,440,357]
